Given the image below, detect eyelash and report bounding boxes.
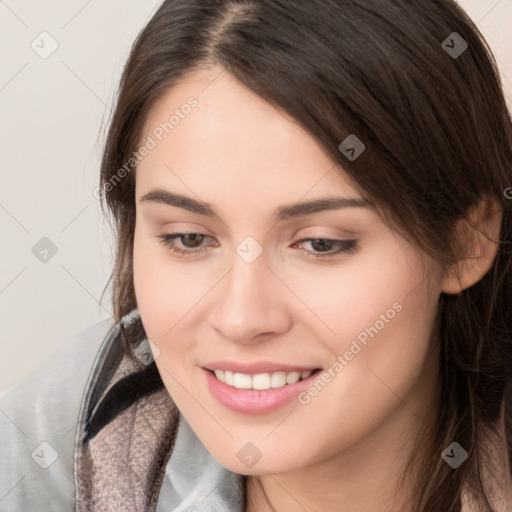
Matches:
[155,233,358,259]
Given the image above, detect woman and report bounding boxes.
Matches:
[1,0,511,511]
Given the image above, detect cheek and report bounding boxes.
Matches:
[133,224,216,341]
[274,237,420,345]
[285,239,440,404]
[309,248,439,428]
[132,231,202,405]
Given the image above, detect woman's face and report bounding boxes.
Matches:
[133,66,444,475]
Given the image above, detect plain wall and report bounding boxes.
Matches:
[1,0,511,392]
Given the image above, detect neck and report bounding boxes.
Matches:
[244,349,441,512]
[461,401,512,512]
[245,394,512,512]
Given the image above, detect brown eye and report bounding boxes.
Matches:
[292,238,359,259]
[155,232,214,257]
[180,233,205,248]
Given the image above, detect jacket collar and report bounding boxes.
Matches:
[73,309,246,511]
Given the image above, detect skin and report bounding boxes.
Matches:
[132,66,505,511]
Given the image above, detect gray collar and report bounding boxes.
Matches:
[73,308,246,511]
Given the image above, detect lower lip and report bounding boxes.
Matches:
[202,368,321,415]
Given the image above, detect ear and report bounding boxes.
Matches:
[441,194,503,295]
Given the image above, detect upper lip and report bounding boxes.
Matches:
[203,360,321,375]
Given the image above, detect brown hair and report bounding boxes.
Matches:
[97,0,512,510]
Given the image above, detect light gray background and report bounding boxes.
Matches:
[1,0,511,392]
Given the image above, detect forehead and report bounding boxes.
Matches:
[136,67,363,205]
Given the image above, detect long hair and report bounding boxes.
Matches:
[97,1,512,510]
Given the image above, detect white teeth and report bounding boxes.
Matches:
[271,371,287,388]
[212,369,315,390]
[233,373,253,389]
[225,371,234,386]
[286,372,301,384]
[252,373,271,390]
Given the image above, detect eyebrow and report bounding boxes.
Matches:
[139,188,371,222]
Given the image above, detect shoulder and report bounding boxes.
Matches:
[0,317,116,511]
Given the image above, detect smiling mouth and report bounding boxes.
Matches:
[207,368,322,390]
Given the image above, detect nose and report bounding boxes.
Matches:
[207,247,292,345]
